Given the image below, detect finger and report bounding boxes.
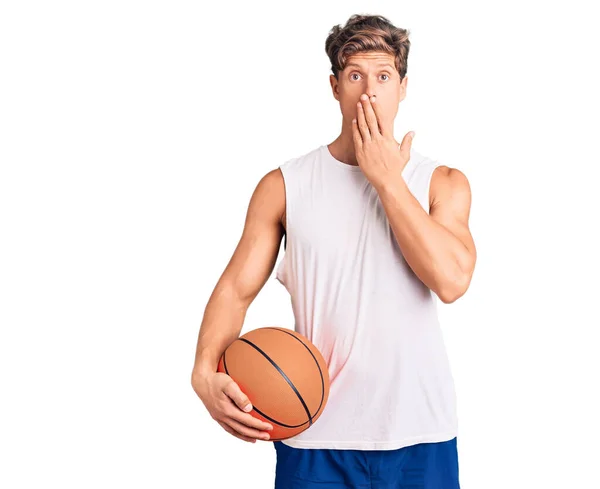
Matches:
[351,117,363,149]
[368,95,386,137]
[362,95,382,138]
[223,380,253,412]
[218,421,255,443]
[226,406,274,432]
[356,99,371,142]
[217,420,257,443]
[399,131,415,159]
[225,416,271,440]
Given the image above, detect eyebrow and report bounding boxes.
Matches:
[346,63,395,71]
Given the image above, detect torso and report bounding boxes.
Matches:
[273,144,459,450]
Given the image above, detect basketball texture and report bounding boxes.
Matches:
[217,326,330,441]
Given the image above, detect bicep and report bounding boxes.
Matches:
[430,167,476,260]
[218,169,286,306]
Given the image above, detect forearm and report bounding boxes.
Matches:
[376,178,471,303]
[191,283,247,384]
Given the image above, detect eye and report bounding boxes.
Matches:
[350,72,390,81]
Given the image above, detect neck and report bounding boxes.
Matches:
[328,120,360,166]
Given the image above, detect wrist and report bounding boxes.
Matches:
[375,174,409,197]
[191,357,217,385]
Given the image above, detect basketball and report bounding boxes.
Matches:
[216,326,330,441]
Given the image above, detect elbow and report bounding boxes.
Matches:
[438,286,464,304]
[438,252,476,304]
[438,271,473,304]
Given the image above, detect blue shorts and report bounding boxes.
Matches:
[273,437,460,489]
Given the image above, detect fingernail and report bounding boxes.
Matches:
[244,404,252,412]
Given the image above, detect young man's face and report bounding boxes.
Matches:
[330,52,407,135]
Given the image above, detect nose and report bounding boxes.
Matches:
[360,91,376,102]
[365,86,377,99]
[366,78,378,98]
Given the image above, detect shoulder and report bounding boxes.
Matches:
[253,145,320,223]
[260,167,285,187]
[248,168,286,226]
[429,165,471,210]
[280,146,321,173]
[256,167,285,204]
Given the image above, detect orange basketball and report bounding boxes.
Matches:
[217,326,330,441]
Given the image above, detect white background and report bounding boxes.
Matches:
[1,1,599,488]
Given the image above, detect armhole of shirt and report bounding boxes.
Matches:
[425,160,443,215]
[275,163,291,285]
[278,164,290,247]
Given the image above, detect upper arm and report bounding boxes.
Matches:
[429,166,477,272]
[216,168,286,307]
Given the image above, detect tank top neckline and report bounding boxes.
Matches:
[321,143,416,178]
[321,144,364,172]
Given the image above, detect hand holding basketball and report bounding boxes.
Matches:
[216,327,330,441]
[195,371,274,443]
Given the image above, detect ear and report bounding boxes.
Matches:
[330,74,340,101]
[398,75,408,103]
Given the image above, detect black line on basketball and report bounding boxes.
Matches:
[239,338,313,427]
[250,405,310,429]
[263,327,326,418]
[225,342,312,429]
[223,349,230,375]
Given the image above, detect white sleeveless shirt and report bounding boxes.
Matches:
[275,143,458,450]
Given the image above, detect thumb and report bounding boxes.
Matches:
[227,380,253,412]
[399,131,414,156]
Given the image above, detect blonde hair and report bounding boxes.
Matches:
[325,14,411,81]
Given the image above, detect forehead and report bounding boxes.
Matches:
[344,52,395,70]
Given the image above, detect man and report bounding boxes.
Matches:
[192,13,476,488]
